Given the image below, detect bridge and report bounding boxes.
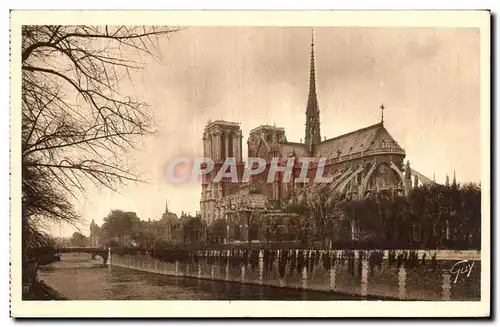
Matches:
[57,247,109,264]
[27,247,110,265]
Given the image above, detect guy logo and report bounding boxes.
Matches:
[449,260,475,284]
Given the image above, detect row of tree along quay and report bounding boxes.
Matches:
[205,182,479,250]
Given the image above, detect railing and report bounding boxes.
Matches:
[109,248,481,301]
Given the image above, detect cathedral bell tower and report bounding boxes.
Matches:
[305,31,321,155]
[200,120,243,223]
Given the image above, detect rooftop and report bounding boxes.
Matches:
[249,124,286,134]
[204,120,240,129]
[317,122,405,157]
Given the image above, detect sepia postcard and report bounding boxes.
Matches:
[10,10,490,318]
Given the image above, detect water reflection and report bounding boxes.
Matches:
[38,253,360,300]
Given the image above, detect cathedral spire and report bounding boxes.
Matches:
[305,29,321,154]
[307,30,318,114]
[165,198,169,214]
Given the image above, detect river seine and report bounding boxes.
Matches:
[38,253,361,300]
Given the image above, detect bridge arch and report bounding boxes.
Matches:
[58,247,109,264]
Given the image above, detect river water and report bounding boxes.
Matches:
[38,253,361,300]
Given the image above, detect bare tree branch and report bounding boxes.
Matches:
[22,25,181,256]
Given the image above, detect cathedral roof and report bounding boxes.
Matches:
[281,142,309,157]
[316,122,404,158]
[161,212,178,221]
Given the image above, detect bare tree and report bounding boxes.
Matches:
[285,199,315,247]
[21,25,179,259]
[306,187,344,247]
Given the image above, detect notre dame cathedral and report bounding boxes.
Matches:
[199,35,434,242]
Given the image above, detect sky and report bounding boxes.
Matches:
[49,26,481,237]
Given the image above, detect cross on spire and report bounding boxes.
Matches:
[380,104,385,124]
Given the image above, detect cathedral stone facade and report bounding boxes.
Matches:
[199,36,433,241]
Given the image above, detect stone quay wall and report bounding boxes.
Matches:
[108,249,481,301]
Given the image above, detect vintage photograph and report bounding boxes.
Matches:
[11,10,490,317]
